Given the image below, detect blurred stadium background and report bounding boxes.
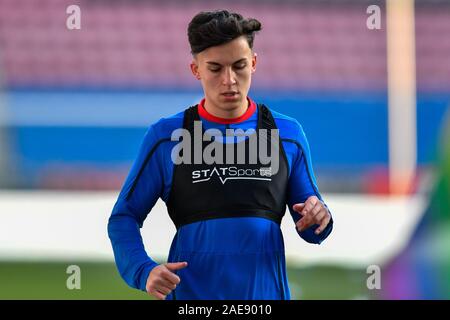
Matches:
[0,0,449,299]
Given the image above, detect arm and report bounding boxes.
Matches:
[286,124,333,244]
[107,125,164,291]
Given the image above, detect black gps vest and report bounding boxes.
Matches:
[166,104,289,229]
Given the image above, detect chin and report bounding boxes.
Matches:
[222,101,242,111]
[220,96,242,105]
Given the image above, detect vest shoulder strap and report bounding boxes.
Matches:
[183,103,277,131]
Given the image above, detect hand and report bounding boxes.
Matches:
[146,261,188,300]
[293,196,331,235]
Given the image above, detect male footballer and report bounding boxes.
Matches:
[108,10,333,300]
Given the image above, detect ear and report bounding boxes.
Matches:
[190,60,201,80]
[251,52,257,73]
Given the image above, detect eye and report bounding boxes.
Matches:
[209,68,221,73]
[234,64,246,70]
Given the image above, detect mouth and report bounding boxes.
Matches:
[221,91,239,97]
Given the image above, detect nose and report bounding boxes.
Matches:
[221,67,237,86]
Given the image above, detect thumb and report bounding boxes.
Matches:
[165,261,188,272]
[293,203,305,214]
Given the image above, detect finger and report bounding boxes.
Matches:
[310,202,323,219]
[296,216,313,232]
[165,261,188,272]
[296,219,304,232]
[303,196,318,214]
[156,278,177,290]
[309,200,329,222]
[155,284,172,295]
[311,206,327,224]
[293,203,305,214]
[161,269,181,285]
[315,214,331,235]
[150,289,166,300]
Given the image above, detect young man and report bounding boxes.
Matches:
[108,10,333,300]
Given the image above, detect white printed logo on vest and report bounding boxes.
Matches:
[191,166,273,184]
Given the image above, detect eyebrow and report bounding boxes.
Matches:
[206,58,247,66]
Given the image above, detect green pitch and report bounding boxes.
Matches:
[0,261,373,299]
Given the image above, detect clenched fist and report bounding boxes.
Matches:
[146,261,188,300]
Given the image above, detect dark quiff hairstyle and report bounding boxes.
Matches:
[187,10,262,54]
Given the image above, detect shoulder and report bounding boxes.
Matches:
[144,109,186,142]
[264,106,306,142]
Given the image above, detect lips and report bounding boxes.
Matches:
[222,92,239,96]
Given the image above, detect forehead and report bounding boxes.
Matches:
[197,36,252,64]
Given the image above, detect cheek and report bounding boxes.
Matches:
[238,70,251,83]
[200,73,214,83]
[208,75,223,87]
[201,76,220,92]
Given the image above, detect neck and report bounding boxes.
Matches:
[203,99,248,119]
[199,97,256,124]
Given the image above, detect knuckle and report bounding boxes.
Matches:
[147,279,156,288]
[161,270,170,277]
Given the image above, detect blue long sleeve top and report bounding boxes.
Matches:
[107,99,333,299]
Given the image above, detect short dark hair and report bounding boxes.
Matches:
[187,10,262,55]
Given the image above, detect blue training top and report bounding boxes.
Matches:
[107,97,333,299]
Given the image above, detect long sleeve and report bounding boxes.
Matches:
[107,125,166,291]
[286,123,333,244]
